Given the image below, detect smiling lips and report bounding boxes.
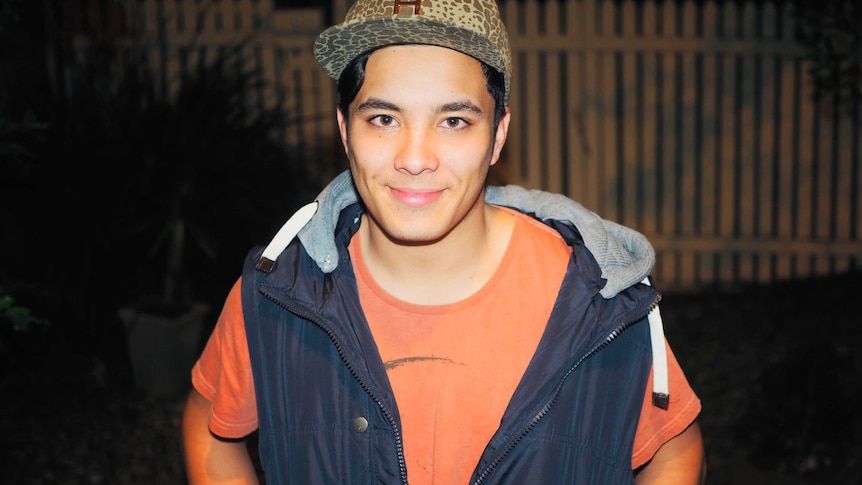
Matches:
[390,187,443,207]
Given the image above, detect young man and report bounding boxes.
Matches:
[182,1,706,484]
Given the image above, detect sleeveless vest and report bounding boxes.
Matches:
[242,204,658,484]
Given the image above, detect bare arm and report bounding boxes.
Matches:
[182,388,260,485]
[635,420,706,485]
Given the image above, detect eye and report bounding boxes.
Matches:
[442,117,468,129]
[369,114,396,127]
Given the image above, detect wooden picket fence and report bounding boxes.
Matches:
[497,0,862,289]
[69,0,862,291]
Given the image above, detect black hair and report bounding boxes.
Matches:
[337,47,507,130]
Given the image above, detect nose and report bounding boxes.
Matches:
[394,127,438,175]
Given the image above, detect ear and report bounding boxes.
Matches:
[489,107,511,166]
[336,107,350,156]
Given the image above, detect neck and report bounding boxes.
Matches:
[359,204,513,305]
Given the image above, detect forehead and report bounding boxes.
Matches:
[357,45,490,107]
[365,44,486,86]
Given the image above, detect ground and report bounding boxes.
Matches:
[2,271,860,484]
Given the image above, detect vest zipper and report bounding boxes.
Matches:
[472,295,660,485]
[262,291,409,485]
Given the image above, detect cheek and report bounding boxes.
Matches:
[443,139,492,171]
[348,136,391,168]
[347,155,382,195]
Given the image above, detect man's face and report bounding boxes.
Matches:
[337,44,510,245]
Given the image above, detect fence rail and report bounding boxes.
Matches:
[68,0,862,291]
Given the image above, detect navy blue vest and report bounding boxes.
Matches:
[243,204,658,484]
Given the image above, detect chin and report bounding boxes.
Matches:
[380,220,449,245]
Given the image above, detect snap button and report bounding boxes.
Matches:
[352,416,369,433]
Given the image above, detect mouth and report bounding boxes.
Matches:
[389,187,444,207]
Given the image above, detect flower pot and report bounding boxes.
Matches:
[118,302,209,399]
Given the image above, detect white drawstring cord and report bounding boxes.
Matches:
[642,277,669,409]
[256,201,319,272]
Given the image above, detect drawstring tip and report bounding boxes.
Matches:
[652,392,669,410]
[256,257,276,273]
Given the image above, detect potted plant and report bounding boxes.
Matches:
[121,52,317,397]
[86,48,319,398]
[2,3,321,398]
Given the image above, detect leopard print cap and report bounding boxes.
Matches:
[313,0,512,104]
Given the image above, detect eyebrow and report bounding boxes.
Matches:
[440,101,483,116]
[355,97,484,116]
[355,98,400,113]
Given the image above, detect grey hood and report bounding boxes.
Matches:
[295,170,655,299]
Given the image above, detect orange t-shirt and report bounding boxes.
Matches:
[191,209,701,483]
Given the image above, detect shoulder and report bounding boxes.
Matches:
[492,206,572,288]
[497,205,571,253]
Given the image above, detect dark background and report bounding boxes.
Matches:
[2,0,860,484]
